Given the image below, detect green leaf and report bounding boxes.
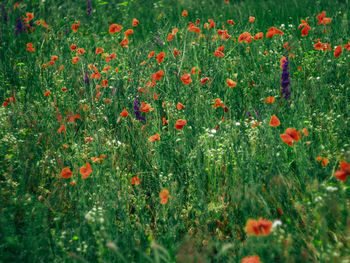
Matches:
[119,1,128,6]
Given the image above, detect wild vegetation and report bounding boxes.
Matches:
[0,0,349,262]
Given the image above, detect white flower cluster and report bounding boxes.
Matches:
[85,206,104,224]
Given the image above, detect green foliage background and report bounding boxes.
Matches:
[0,0,349,262]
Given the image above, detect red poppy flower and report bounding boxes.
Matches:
[57,125,66,133]
[340,161,350,174]
[344,43,350,51]
[76,48,85,55]
[156,52,165,63]
[26,43,35,52]
[302,128,308,136]
[246,218,272,236]
[241,255,261,263]
[70,44,77,51]
[298,19,308,29]
[317,11,331,25]
[313,41,331,51]
[175,119,187,130]
[191,67,199,75]
[167,33,175,42]
[67,113,80,123]
[148,51,155,58]
[214,50,225,57]
[149,133,160,142]
[132,18,139,27]
[200,77,211,85]
[159,189,171,204]
[269,115,280,127]
[265,97,275,104]
[51,55,58,61]
[91,72,101,79]
[301,25,311,36]
[72,56,79,64]
[177,103,185,110]
[207,19,215,29]
[218,29,231,40]
[101,79,108,87]
[131,176,140,185]
[335,170,347,181]
[102,66,111,72]
[334,161,350,181]
[227,20,235,25]
[109,23,122,34]
[213,98,225,108]
[188,23,200,33]
[249,16,255,23]
[162,117,168,125]
[298,19,311,36]
[120,38,129,47]
[95,47,104,54]
[120,109,128,117]
[151,70,164,81]
[266,27,284,38]
[80,162,92,179]
[280,56,287,69]
[44,90,51,96]
[334,46,342,58]
[238,32,252,43]
[181,74,192,85]
[227,78,237,87]
[280,133,293,147]
[71,21,79,33]
[61,167,73,179]
[173,48,180,58]
[124,29,134,38]
[285,128,301,142]
[140,102,154,113]
[321,158,329,167]
[253,32,263,40]
[182,10,188,17]
[23,13,34,23]
[280,128,301,147]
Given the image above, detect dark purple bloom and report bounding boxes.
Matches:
[84,72,90,86]
[281,57,291,100]
[133,99,146,122]
[87,0,92,15]
[15,17,25,36]
[152,35,164,46]
[1,5,8,24]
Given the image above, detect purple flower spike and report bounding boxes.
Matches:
[281,57,291,100]
[87,0,92,15]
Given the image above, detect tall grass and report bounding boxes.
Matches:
[0,0,349,262]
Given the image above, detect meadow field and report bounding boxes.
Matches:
[0,0,349,262]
